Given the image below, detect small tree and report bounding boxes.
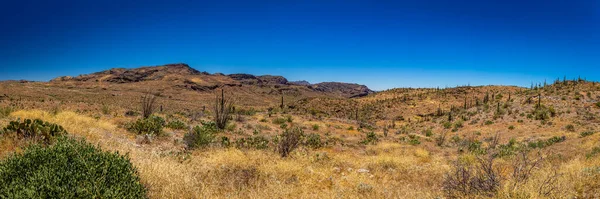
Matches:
[141,93,157,119]
[214,89,234,130]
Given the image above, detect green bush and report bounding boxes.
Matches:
[484,120,494,125]
[0,137,147,198]
[166,120,187,130]
[580,131,595,137]
[443,122,452,129]
[361,132,378,145]
[408,137,421,145]
[424,129,433,137]
[596,102,600,108]
[305,133,323,149]
[1,119,67,144]
[508,125,515,130]
[312,124,320,131]
[527,136,566,149]
[183,121,217,149]
[565,124,575,132]
[126,116,165,135]
[235,136,270,150]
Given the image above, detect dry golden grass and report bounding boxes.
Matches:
[3,110,452,198]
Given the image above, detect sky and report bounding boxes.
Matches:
[0,0,598,90]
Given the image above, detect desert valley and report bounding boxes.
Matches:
[1,63,599,198]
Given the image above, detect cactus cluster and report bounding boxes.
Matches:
[1,119,68,143]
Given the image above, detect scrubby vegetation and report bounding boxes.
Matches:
[183,121,217,149]
[126,116,165,135]
[0,137,147,198]
[1,118,67,143]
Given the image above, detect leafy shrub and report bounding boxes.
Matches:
[221,136,231,147]
[0,137,147,198]
[126,116,165,135]
[580,131,595,137]
[443,122,452,129]
[183,121,217,149]
[565,124,575,132]
[312,124,320,131]
[278,127,304,157]
[454,120,464,128]
[532,105,556,121]
[166,120,187,130]
[496,138,522,157]
[361,131,378,145]
[1,119,67,144]
[408,137,421,145]
[424,129,433,137]
[305,133,323,149]
[235,136,269,150]
[527,136,566,149]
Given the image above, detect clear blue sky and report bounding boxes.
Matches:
[0,0,598,90]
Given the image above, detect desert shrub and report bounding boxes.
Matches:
[126,116,165,135]
[101,104,110,115]
[436,132,448,147]
[183,121,217,149]
[272,117,287,125]
[454,120,464,128]
[225,123,237,132]
[461,139,485,155]
[125,110,139,117]
[286,115,293,123]
[278,127,304,157]
[532,105,556,121]
[1,119,67,144]
[305,133,323,149]
[484,120,494,125]
[596,102,600,108]
[236,107,257,116]
[347,126,354,130]
[580,131,595,137]
[235,136,270,150]
[443,122,452,129]
[221,136,231,147]
[312,124,320,131]
[565,124,575,132]
[0,106,14,119]
[166,120,187,130]
[424,129,433,137]
[496,138,523,157]
[508,125,515,130]
[443,155,500,198]
[527,136,566,149]
[408,136,421,145]
[0,137,147,198]
[279,123,288,129]
[361,131,378,145]
[586,146,600,159]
